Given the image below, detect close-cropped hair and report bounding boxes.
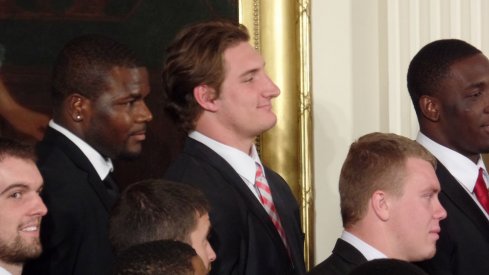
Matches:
[109,179,210,254]
[339,132,436,228]
[407,39,481,118]
[162,19,250,132]
[112,240,197,275]
[52,34,143,108]
[0,137,35,163]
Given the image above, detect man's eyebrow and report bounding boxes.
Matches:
[238,62,266,78]
[238,68,259,78]
[420,186,440,193]
[0,183,28,195]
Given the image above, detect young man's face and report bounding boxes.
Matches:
[0,157,47,264]
[213,41,280,142]
[387,157,447,261]
[83,66,153,159]
[189,213,216,272]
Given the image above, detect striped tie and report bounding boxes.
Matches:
[255,162,288,248]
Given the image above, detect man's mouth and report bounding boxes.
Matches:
[19,221,41,233]
[131,130,147,141]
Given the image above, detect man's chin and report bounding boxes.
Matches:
[118,149,142,160]
[0,239,42,264]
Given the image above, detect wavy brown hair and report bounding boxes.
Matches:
[161,19,249,132]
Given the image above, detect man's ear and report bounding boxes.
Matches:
[193,85,218,112]
[419,95,440,122]
[67,93,89,122]
[371,190,390,221]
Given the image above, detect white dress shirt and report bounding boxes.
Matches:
[417,132,489,219]
[0,266,12,275]
[49,120,113,181]
[189,131,264,202]
[341,231,387,261]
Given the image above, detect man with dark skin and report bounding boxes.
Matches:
[407,39,489,275]
[22,34,153,275]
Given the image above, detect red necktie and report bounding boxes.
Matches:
[255,163,288,248]
[474,168,489,214]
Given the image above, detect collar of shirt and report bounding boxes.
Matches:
[341,231,387,261]
[416,132,487,193]
[189,131,263,199]
[49,120,113,180]
[0,266,12,275]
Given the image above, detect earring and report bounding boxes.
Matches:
[75,115,82,121]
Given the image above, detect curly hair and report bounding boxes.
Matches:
[52,34,143,109]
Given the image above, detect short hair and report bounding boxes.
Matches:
[340,132,436,227]
[0,137,35,163]
[109,179,210,254]
[407,39,481,118]
[112,240,197,275]
[52,34,143,109]
[162,19,250,132]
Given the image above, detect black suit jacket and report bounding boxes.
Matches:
[23,128,116,275]
[308,238,367,275]
[417,162,489,275]
[165,137,306,275]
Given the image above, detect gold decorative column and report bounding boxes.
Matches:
[239,0,314,270]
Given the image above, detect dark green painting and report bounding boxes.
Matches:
[0,0,238,187]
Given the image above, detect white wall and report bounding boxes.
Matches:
[311,0,489,264]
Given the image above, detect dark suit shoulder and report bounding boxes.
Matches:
[308,239,367,275]
[165,138,304,275]
[23,128,114,275]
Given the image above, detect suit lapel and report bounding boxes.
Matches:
[437,162,489,240]
[184,138,289,253]
[40,128,114,212]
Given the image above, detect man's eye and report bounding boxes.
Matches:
[471,90,482,97]
[10,192,22,199]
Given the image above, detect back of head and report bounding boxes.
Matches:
[109,179,210,254]
[0,137,35,163]
[407,39,481,118]
[162,19,249,132]
[112,240,196,275]
[340,132,435,228]
[52,34,142,111]
[349,259,428,275]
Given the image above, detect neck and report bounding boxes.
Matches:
[420,129,480,164]
[0,261,22,275]
[195,122,254,155]
[347,218,392,257]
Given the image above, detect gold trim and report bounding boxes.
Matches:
[298,0,314,270]
[239,0,314,269]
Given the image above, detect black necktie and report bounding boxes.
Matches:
[103,172,119,207]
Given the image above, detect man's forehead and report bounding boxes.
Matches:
[0,157,42,191]
[223,42,264,70]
